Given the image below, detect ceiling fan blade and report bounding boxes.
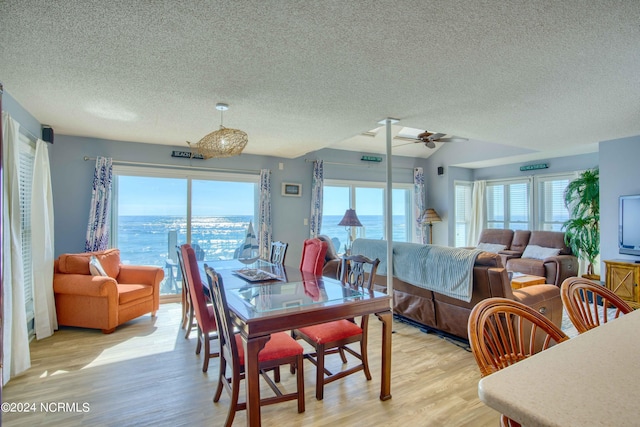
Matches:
[437,137,469,143]
[429,133,446,141]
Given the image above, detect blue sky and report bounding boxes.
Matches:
[118,176,407,216]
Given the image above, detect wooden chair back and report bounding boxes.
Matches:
[468,297,569,377]
[340,254,380,292]
[561,277,633,334]
[270,241,288,264]
[204,266,238,373]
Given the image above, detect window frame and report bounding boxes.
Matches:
[110,165,260,248]
[453,180,473,247]
[321,178,416,243]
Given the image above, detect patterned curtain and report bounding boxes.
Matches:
[85,156,113,252]
[258,169,272,259]
[414,167,426,243]
[309,160,324,237]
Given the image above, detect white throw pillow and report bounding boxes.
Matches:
[476,242,507,253]
[522,245,561,260]
[89,255,108,276]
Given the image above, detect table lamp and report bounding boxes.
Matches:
[338,208,362,254]
[420,208,441,244]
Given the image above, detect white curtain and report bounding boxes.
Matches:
[1,112,31,385]
[414,167,426,243]
[85,156,113,252]
[31,139,58,339]
[309,160,323,237]
[467,180,486,246]
[258,169,272,259]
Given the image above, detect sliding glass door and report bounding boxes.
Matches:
[112,166,258,297]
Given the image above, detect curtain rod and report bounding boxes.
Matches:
[304,158,415,171]
[19,126,47,144]
[83,156,260,174]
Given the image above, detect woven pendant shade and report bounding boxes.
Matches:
[189,102,248,159]
[193,126,248,159]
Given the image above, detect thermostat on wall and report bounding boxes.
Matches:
[282,183,302,197]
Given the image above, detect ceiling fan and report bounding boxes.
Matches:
[394,131,468,149]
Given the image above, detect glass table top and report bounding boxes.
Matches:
[231,280,363,313]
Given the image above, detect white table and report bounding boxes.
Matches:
[478,308,640,426]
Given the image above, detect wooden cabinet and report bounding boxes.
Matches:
[604,260,640,309]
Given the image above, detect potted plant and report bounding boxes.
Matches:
[562,168,600,279]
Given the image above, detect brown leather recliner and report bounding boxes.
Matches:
[316,234,341,279]
[505,231,578,287]
[53,249,163,333]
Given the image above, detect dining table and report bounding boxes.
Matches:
[478,307,640,426]
[203,259,394,427]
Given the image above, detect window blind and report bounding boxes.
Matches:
[18,135,36,335]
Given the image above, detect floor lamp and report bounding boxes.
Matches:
[338,208,362,254]
[420,208,441,245]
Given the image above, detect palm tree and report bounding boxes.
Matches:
[562,168,599,277]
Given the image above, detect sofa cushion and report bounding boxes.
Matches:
[528,231,572,255]
[506,258,547,278]
[89,256,108,276]
[118,283,154,305]
[477,242,507,253]
[522,245,561,260]
[476,229,514,248]
[58,249,121,278]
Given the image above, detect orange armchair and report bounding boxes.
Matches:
[53,249,163,333]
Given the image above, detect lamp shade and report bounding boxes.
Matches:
[338,209,362,227]
[420,208,441,224]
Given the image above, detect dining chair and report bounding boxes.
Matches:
[292,254,380,400]
[176,245,197,339]
[204,266,305,427]
[180,244,219,372]
[269,241,288,265]
[561,276,632,334]
[468,297,569,427]
[299,238,328,276]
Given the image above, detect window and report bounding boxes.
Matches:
[454,181,473,247]
[18,134,36,337]
[320,180,414,252]
[536,174,572,231]
[486,179,530,230]
[112,166,259,297]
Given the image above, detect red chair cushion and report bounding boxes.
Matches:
[235,332,303,365]
[297,319,363,344]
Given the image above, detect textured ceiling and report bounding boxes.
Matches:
[1,1,639,162]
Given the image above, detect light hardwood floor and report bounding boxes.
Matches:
[3,303,500,426]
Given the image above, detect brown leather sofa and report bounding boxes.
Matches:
[53,249,164,333]
[344,239,562,340]
[505,231,578,288]
[474,229,578,287]
[352,240,563,341]
[317,234,341,278]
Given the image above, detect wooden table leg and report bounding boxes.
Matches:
[377,310,393,401]
[242,334,270,426]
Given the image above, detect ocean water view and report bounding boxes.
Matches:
[115,214,408,267]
